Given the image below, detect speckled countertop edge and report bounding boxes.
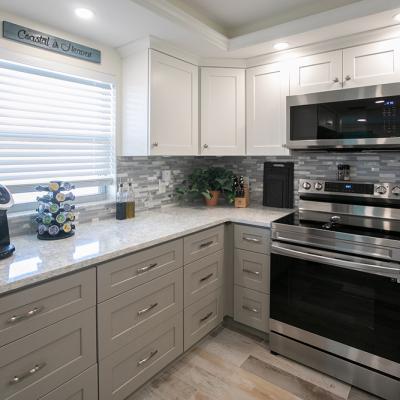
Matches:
[0,206,293,295]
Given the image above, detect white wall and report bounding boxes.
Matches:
[0,10,123,151]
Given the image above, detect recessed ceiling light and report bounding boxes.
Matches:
[75,8,94,20]
[274,42,289,51]
[393,13,400,22]
[357,118,367,122]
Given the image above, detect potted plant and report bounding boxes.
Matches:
[176,167,235,206]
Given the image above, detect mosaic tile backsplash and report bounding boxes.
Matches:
[9,151,400,236]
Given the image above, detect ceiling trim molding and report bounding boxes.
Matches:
[129,0,229,50]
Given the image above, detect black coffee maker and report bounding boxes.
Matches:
[0,184,15,259]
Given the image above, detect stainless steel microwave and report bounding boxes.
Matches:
[287,83,400,150]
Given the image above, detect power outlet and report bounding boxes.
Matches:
[161,170,172,183]
[158,180,167,194]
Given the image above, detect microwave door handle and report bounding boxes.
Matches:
[271,243,400,282]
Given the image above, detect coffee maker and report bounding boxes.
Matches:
[0,184,15,259]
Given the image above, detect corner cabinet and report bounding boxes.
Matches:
[246,63,289,155]
[200,67,245,155]
[122,49,198,156]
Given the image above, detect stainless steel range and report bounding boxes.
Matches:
[270,180,400,400]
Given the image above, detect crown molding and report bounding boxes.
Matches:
[129,0,229,51]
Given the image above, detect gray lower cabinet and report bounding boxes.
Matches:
[99,313,183,400]
[184,225,224,264]
[184,250,224,307]
[0,269,95,348]
[97,239,183,302]
[234,224,270,254]
[0,308,96,400]
[234,286,269,332]
[184,288,223,351]
[234,249,270,294]
[39,365,98,400]
[98,268,183,359]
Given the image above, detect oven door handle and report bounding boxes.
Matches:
[271,242,400,282]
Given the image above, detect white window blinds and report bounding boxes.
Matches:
[0,60,115,212]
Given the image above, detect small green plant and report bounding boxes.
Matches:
[176,167,235,204]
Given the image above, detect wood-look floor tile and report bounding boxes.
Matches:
[241,355,345,400]
[347,387,382,400]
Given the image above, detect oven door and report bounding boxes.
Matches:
[270,241,400,377]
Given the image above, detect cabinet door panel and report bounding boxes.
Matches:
[150,50,198,155]
[343,39,400,88]
[246,63,289,155]
[290,50,342,95]
[201,68,245,155]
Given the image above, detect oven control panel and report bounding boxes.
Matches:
[299,179,400,199]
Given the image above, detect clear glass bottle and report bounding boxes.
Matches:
[116,183,126,220]
[126,180,135,218]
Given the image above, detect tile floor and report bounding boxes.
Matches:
[128,326,381,400]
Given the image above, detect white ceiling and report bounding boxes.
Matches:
[168,0,362,37]
[0,0,399,59]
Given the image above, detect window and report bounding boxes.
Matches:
[0,60,115,213]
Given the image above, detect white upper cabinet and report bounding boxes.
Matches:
[201,68,245,155]
[246,63,289,156]
[150,51,198,155]
[342,38,400,89]
[121,49,198,156]
[289,50,342,95]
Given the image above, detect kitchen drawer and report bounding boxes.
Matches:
[0,269,95,348]
[184,250,224,307]
[97,239,183,302]
[234,286,269,332]
[39,365,98,400]
[184,225,224,264]
[234,224,270,254]
[184,288,223,351]
[98,268,183,359]
[0,308,96,400]
[234,249,270,294]
[99,312,183,400]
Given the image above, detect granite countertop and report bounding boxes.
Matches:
[0,206,292,296]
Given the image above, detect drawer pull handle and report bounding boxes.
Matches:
[243,268,260,276]
[199,240,214,249]
[137,349,158,366]
[137,263,158,274]
[200,311,213,323]
[10,363,46,385]
[200,273,214,282]
[7,306,43,324]
[242,305,259,314]
[243,237,261,243]
[137,302,158,316]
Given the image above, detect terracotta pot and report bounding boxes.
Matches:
[204,190,220,206]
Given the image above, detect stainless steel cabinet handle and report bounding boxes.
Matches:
[137,263,158,274]
[152,142,158,147]
[242,305,259,313]
[199,312,213,323]
[345,75,351,81]
[243,237,261,243]
[10,363,46,385]
[7,306,43,324]
[199,240,213,249]
[243,268,260,276]
[137,350,158,366]
[137,302,158,316]
[332,77,339,83]
[200,273,214,282]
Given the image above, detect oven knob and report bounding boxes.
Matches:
[314,182,323,191]
[302,182,311,190]
[376,185,387,195]
[392,186,400,196]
